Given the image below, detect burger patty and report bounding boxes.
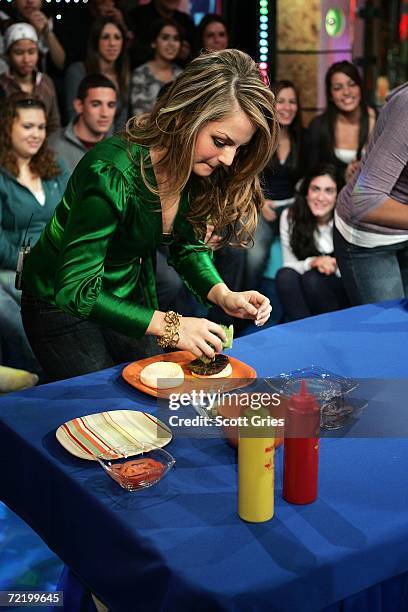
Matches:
[188,354,230,376]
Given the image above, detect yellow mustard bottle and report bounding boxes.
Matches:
[238,406,275,522]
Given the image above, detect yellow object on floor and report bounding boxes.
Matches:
[0,366,39,393]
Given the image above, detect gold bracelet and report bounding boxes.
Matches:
[157,311,182,349]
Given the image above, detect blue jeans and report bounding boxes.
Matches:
[0,271,41,373]
[21,291,161,382]
[245,216,276,289]
[334,227,408,305]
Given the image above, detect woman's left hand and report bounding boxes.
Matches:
[345,159,360,183]
[218,290,272,326]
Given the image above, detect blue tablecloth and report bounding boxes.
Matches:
[1,300,408,611]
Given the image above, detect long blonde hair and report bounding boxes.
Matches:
[126,49,278,246]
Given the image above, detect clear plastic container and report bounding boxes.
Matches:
[266,366,359,430]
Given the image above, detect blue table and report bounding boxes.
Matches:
[1,301,408,612]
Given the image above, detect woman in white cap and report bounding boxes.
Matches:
[1,0,66,71]
[0,23,60,134]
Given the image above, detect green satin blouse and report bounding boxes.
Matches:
[23,136,223,338]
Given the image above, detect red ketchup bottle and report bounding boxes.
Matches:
[283,380,320,504]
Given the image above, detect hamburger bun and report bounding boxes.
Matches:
[140,361,184,389]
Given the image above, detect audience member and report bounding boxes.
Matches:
[276,163,348,321]
[0,23,60,133]
[49,74,117,174]
[65,16,129,132]
[89,0,133,41]
[38,0,131,73]
[0,94,68,372]
[198,13,229,51]
[308,61,376,184]
[0,0,66,71]
[126,0,196,67]
[130,18,182,117]
[246,79,307,290]
[335,82,408,304]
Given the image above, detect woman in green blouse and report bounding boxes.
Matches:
[21,49,278,381]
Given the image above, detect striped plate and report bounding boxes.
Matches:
[56,410,172,461]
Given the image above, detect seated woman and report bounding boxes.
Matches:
[0,23,61,133]
[308,61,376,184]
[2,0,66,71]
[246,79,307,291]
[0,93,69,372]
[198,13,230,52]
[65,16,129,132]
[130,18,182,117]
[275,163,349,321]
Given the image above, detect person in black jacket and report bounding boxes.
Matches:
[245,79,308,291]
[307,61,376,185]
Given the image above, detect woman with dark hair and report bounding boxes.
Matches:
[64,16,129,131]
[21,49,277,381]
[245,79,307,290]
[275,163,349,321]
[198,14,229,52]
[130,18,182,117]
[308,61,376,184]
[0,93,68,372]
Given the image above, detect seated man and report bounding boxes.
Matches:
[49,73,117,173]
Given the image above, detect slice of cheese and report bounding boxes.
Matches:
[190,362,233,379]
[140,361,184,389]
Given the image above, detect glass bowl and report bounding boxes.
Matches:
[95,443,175,491]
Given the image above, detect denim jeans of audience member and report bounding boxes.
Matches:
[245,204,292,290]
[275,267,349,321]
[21,291,161,382]
[334,228,408,305]
[245,216,276,290]
[0,271,41,373]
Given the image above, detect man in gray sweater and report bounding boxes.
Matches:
[50,73,117,174]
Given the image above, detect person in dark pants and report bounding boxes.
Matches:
[276,163,349,321]
[21,49,277,381]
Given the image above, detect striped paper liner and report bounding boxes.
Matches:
[56,410,172,460]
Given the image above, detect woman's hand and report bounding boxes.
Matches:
[217,290,272,326]
[147,311,226,359]
[27,10,49,34]
[261,199,277,223]
[177,317,226,359]
[310,256,337,275]
[345,159,360,183]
